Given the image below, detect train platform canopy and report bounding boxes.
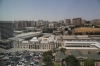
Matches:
[9,32,42,41]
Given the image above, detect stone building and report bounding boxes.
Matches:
[13,34,60,51]
[54,50,100,66]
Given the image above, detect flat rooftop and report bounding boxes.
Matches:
[64,41,100,49]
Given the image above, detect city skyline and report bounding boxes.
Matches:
[0,0,100,21]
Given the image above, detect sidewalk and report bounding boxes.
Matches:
[0,48,48,53]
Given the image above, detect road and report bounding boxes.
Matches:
[25,54,34,66]
[14,51,28,66]
[25,52,43,66]
[39,57,43,66]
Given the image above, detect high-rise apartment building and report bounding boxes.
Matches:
[42,21,48,25]
[82,20,86,25]
[64,19,71,25]
[77,18,81,26]
[31,21,36,27]
[13,21,19,29]
[59,20,64,26]
[36,20,42,26]
[92,19,100,25]
[72,18,77,26]
[72,18,82,26]
[0,21,14,48]
[0,21,13,39]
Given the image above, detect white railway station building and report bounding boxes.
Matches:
[12,33,60,51]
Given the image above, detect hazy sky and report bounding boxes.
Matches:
[0,0,100,21]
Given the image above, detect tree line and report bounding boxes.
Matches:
[42,48,95,66]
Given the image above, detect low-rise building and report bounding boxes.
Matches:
[70,50,100,66]
[54,50,100,66]
[55,51,67,62]
[64,41,100,49]
[13,34,60,51]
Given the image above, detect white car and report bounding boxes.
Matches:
[8,65,12,66]
[30,61,34,64]
[21,58,25,62]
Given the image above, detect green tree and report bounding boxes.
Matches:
[52,48,57,53]
[65,55,80,66]
[54,62,61,66]
[98,51,100,54]
[43,50,52,57]
[88,51,91,54]
[60,48,66,54]
[84,59,94,66]
[89,32,93,35]
[68,30,72,35]
[65,28,68,31]
[43,55,52,62]
[42,28,57,33]
[42,55,53,66]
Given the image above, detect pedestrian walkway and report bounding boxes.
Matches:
[0,48,47,53]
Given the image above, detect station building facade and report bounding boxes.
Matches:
[13,34,60,51]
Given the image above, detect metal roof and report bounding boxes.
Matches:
[14,31,23,33]
[9,37,24,42]
[9,32,42,40]
[55,51,67,59]
[70,50,100,60]
[16,32,41,37]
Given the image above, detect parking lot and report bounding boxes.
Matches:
[0,50,44,66]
